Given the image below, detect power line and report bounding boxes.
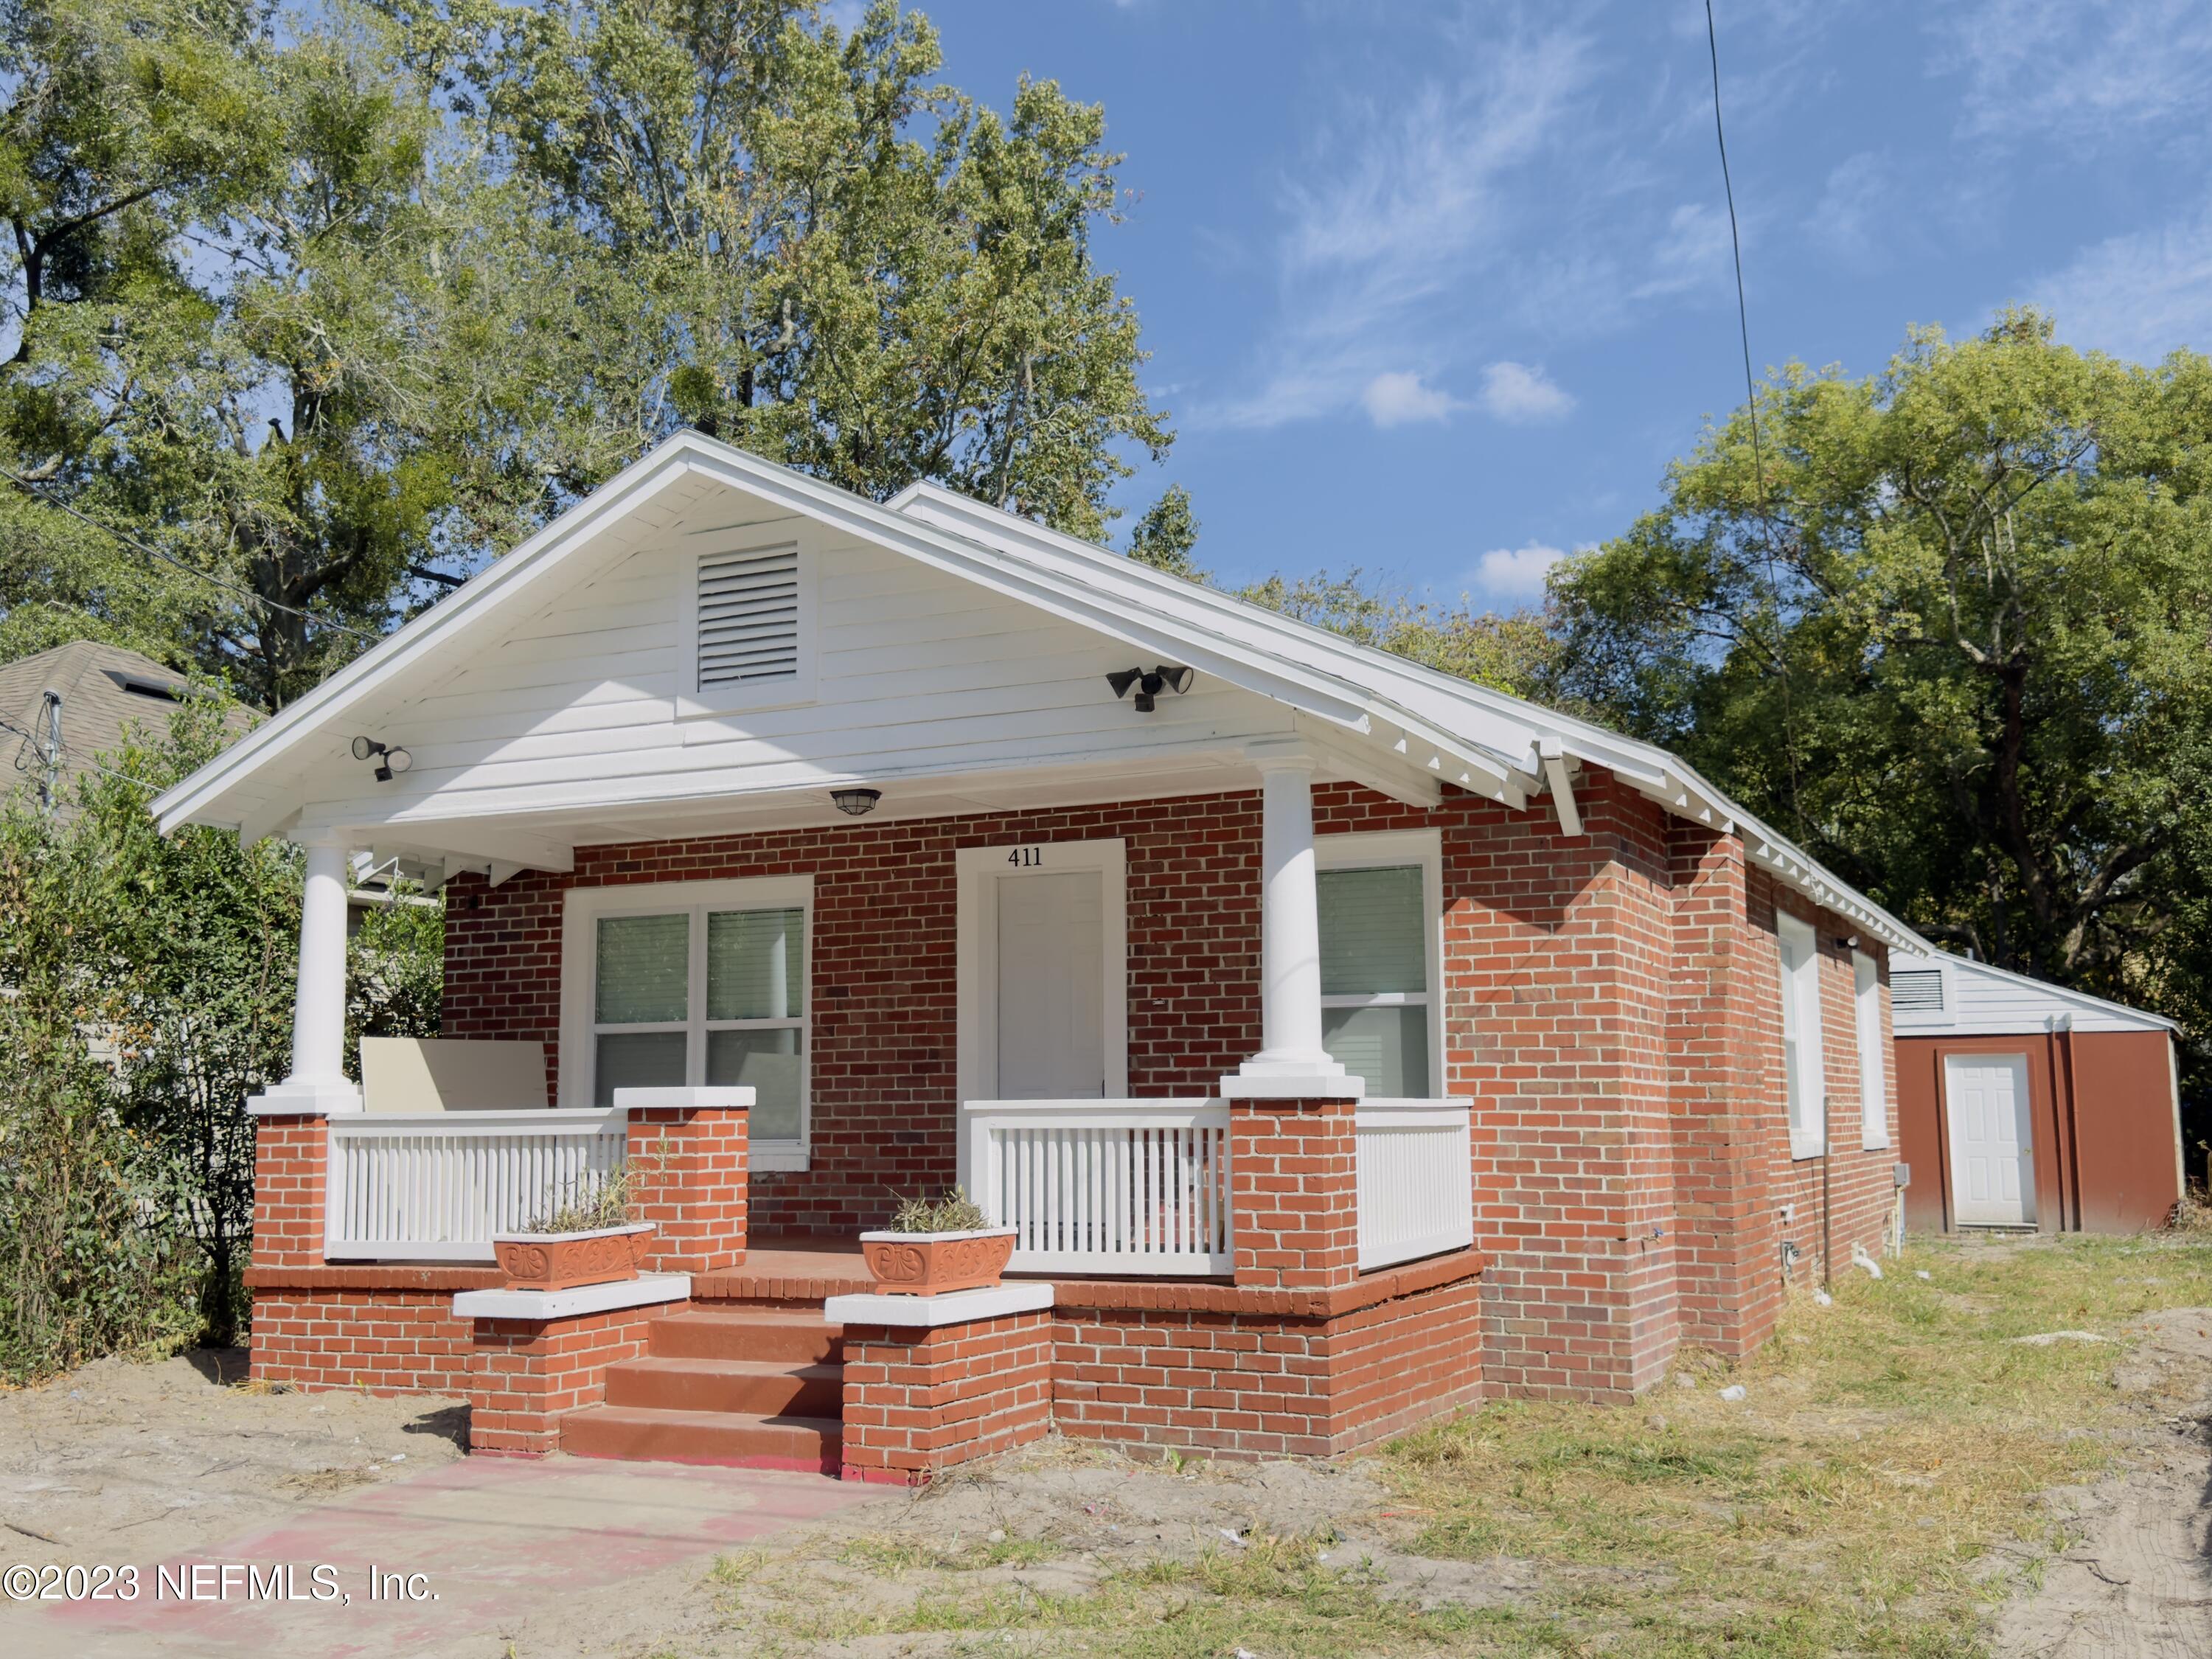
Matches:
[0,466,382,644]
[1703,0,1806,835]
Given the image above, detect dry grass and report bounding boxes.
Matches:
[719,1234,2212,1657]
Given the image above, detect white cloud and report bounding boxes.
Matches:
[1200,27,1596,431]
[1633,202,1734,301]
[1805,151,1888,268]
[1475,361,1574,423]
[1472,542,1573,599]
[1360,372,1460,428]
[2030,198,2212,363]
[1934,0,2212,144]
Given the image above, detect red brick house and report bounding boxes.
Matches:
[154,431,1917,1481]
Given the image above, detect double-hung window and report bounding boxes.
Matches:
[1315,830,1444,1099]
[565,877,811,1162]
[1853,950,1889,1149]
[1775,910,1826,1158]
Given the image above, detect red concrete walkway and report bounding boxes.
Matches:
[25,1455,880,1658]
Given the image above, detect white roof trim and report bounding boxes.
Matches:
[154,431,1924,953]
[1891,945,2179,1033]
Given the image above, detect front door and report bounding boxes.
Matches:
[1944,1052,2035,1226]
[996,870,1105,1098]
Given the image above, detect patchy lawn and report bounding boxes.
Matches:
[703,1234,2212,1658]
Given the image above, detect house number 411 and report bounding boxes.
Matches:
[1006,846,1044,867]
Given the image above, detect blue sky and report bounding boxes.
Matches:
[880,0,2212,608]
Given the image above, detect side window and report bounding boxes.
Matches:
[1854,950,1889,1149]
[1776,911,1826,1157]
[1318,863,1432,1097]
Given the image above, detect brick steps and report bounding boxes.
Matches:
[560,1403,843,1472]
[604,1355,843,1417]
[647,1307,844,1364]
[557,1302,846,1472]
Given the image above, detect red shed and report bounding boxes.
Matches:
[1890,947,2183,1234]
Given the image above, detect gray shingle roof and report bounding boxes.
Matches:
[0,640,253,816]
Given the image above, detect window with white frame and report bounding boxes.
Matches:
[1775,910,1826,1158]
[566,879,810,1152]
[1315,831,1443,1099]
[1853,950,1889,1149]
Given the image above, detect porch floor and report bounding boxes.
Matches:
[698,1236,874,1301]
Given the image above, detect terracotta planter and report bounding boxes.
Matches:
[491,1222,655,1291]
[858,1226,1017,1296]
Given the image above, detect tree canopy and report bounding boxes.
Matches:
[1549,311,2212,1038]
[1,0,1172,709]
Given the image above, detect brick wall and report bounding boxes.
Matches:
[627,1105,748,1272]
[439,773,1899,1399]
[1228,1096,1360,1292]
[839,1311,1054,1484]
[1756,872,1900,1284]
[251,1116,329,1270]
[249,1290,476,1394]
[467,1305,663,1455]
[1048,1263,1485,1460]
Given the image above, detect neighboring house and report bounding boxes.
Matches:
[0,639,249,815]
[149,431,1935,1478]
[1889,945,2183,1234]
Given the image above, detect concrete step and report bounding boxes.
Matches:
[603,1356,843,1418]
[647,1307,843,1365]
[559,1405,842,1473]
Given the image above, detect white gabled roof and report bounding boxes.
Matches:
[1888,944,2177,1037]
[153,430,1926,951]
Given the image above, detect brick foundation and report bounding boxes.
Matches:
[247,1287,478,1394]
[839,1310,1054,1484]
[467,1304,667,1455]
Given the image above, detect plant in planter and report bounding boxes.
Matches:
[860,1188,1016,1297]
[491,1168,655,1291]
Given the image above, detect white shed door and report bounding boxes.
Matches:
[995,871,1105,1099]
[1944,1053,2035,1226]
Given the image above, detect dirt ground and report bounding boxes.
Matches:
[3,1283,2210,1657]
[0,1349,467,1564]
[1994,1306,2212,1658]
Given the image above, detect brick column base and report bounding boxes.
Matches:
[627,1102,748,1273]
[833,1291,1055,1485]
[251,1113,330,1270]
[465,1303,669,1456]
[1225,1091,1361,1292]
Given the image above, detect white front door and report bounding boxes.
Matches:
[995,870,1106,1098]
[1944,1053,2035,1226]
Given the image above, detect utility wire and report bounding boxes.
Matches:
[1,711,159,793]
[1703,0,1806,836]
[0,465,382,644]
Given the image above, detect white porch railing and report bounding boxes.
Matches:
[1357,1099,1474,1270]
[961,1099,1232,1276]
[324,1109,627,1262]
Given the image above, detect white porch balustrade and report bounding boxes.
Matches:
[324,1109,628,1262]
[962,1097,1476,1278]
[961,1099,1234,1276]
[1355,1099,1474,1270]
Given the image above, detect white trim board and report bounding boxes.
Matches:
[955,838,1128,1105]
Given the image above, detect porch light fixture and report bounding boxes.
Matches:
[349,734,413,783]
[831,787,882,818]
[1106,664,1194,714]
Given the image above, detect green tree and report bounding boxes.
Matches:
[1128,482,1202,580]
[1238,569,1559,700]
[400,0,1170,539]
[1550,310,2212,1018]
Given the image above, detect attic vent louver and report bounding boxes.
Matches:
[1891,969,1944,1012]
[696,543,801,690]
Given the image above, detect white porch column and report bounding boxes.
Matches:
[1227,744,1351,1094]
[251,832,361,1115]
